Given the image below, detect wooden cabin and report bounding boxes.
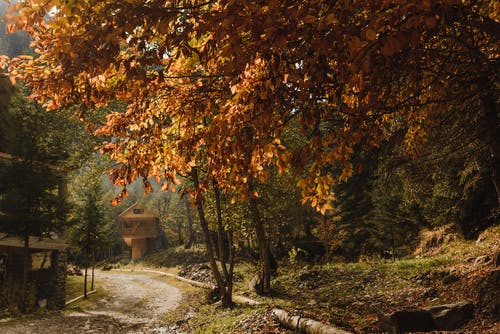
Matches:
[119,203,159,259]
[0,233,67,310]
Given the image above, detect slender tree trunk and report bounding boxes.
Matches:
[248,179,272,294]
[21,231,30,312]
[184,197,195,248]
[213,180,234,301]
[178,220,184,246]
[91,251,95,291]
[83,264,88,299]
[40,251,47,269]
[192,168,233,307]
[85,192,91,298]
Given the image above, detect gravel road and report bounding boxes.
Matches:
[0,270,184,334]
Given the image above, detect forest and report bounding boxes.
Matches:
[0,1,498,333]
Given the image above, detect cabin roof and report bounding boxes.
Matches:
[0,233,67,251]
[118,202,158,219]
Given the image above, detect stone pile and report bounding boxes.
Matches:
[66,264,82,276]
[178,263,215,285]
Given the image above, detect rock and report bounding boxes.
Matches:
[101,264,113,271]
[66,264,82,276]
[198,263,210,270]
[442,274,460,285]
[425,301,474,331]
[178,263,216,285]
[248,274,263,294]
[422,287,438,298]
[298,269,320,281]
[476,234,487,245]
[37,299,47,308]
[379,301,474,333]
[477,270,500,320]
[378,309,435,334]
[473,255,491,269]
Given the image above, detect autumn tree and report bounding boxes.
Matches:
[6,0,499,294]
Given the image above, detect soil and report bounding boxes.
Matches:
[0,270,184,333]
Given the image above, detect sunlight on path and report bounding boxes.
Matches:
[86,270,182,324]
[0,271,184,333]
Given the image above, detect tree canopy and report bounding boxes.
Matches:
[5,1,498,214]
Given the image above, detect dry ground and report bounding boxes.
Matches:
[0,270,184,333]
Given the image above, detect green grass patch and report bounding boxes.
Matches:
[189,303,263,334]
[65,275,93,301]
[388,255,455,279]
[64,275,108,313]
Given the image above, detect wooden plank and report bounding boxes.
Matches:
[0,233,66,250]
[65,290,97,306]
[0,151,59,170]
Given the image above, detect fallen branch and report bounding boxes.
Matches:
[65,290,97,306]
[272,308,352,334]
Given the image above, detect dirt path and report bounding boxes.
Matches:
[0,270,184,334]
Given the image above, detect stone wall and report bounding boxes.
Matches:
[0,247,66,311]
[49,250,66,309]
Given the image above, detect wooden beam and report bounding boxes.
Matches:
[0,151,63,171]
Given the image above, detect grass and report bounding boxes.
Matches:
[189,304,263,334]
[65,275,93,301]
[64,275,109,313]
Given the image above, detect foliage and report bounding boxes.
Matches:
[5,0,498,213]
[67,160,117,266]
[0,91,68,237]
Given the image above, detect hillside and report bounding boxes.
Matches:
[117,225,499,333]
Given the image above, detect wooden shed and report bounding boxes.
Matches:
[119,203,159,259]
[0,233,67,310]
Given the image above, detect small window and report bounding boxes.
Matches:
[133,209,144,214]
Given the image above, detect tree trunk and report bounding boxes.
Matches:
[482,92,500,207]
[272,308,352,334]
[91,251,95,291]
[192,168,233,307]
[184,197,195,248]
[21,231,30,312]
[213,180,234,302]
[40,251,47,269]
[83,265,88,298]
[248,180,272,294]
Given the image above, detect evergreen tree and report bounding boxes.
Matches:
[0,92,68,311]
[67,161,112,296]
